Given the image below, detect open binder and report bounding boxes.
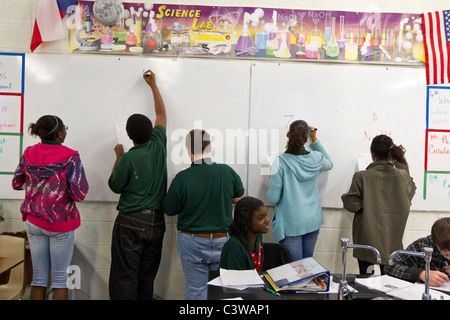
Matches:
[264,257,330,293]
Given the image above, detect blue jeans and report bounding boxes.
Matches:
[25,220,74,288]
[177,231,229,300]
[279,229,320,261]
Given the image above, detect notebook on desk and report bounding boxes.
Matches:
[264,257,330,293]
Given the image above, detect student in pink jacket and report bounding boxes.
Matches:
[12,115,89,300]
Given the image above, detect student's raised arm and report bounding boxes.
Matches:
[143,69,166,129]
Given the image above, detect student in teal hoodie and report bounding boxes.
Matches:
[267,120,333,261]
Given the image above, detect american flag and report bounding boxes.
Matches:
[421,9,450,85]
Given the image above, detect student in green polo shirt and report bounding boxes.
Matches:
[220,197,270,273]
[108,69,167,300]
[163,129,245,300]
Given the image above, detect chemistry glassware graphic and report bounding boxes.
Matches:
[325,16,339,59]
[234,8,264,57]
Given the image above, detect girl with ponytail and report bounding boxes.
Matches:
[342,134,416,275]
[12,115,89,300]
[267,120,333,261]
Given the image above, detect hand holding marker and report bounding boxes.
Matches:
[309,126,318,142]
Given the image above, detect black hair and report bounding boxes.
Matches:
[185,129,211,155]
[432,217,450,251]
[28,115,64,141]
[229,196,265,249]
[370,135,408,168]
[126,113,153,145]
[286,120,309,155]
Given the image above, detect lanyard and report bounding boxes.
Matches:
[250,242,262,274]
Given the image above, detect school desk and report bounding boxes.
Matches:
[207,270,392,300]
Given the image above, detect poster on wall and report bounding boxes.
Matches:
[424,86,450,200]
[0,52,24,175]
[67,1,425,66]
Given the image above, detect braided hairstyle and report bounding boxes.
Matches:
[28,115,64,141]
[286,120,309,155]
[229,196,265,249]
[370,134,408,168]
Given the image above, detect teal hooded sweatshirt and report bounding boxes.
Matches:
[267,140,333,242]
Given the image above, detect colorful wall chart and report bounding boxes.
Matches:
[0,53,24,175]
[69,2,425,66]
[424,86,450,200]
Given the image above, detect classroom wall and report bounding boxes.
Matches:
[1,0,450,300]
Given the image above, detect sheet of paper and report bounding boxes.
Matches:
[431,280,450,293]
[357,154,372,171]
[115,123,134,152]
[219,268,264,289]
[387,283,450,300]
[355,275,412,293]
[266,264,299,282]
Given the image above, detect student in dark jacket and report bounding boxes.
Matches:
[341,135,416,275]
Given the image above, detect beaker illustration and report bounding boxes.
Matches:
[326,17,339,59]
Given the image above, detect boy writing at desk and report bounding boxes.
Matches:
[385,217,450,287]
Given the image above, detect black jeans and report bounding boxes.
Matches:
[109,210,165,300]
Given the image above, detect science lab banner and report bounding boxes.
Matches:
[69,1,425,65]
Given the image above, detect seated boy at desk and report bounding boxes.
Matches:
[220,197,270,273]
[385,217,450,287]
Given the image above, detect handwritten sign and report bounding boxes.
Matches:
[0,53,24,94]
[424,86,450,200]
[0,94,23,134]
[425,130,450,171]
[0,53,24,175]
[427,87,450,130]
[0,134,21,174]
[425,172,450,201]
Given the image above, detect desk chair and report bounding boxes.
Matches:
[0,235,26,300]
[262,242,292,271]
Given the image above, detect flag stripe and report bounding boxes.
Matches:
[422,13,431,85]
[422,9,450,85]
[435,11,444,84]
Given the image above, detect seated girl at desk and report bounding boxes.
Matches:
[220,197,270,273]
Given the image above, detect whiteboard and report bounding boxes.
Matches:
[246,61,444,211]
[2,54,250,201]
[2,53,448,211]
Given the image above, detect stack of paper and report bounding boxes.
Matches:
[207,269,264,290]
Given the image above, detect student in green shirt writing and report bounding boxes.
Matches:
[220,197,270,273]
[108,69,167,300]
[163,129,245,300]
